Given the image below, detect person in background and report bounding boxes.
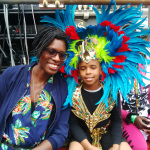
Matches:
[121,84,150,150]
[0,26,70,150]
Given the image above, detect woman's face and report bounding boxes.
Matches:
[78,59,102,90]
[39,38,66,75]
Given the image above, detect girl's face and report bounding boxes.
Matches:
[78,59,102,91]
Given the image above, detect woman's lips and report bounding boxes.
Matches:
[48,64,59,70]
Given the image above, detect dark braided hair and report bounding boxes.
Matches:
[32,26,69,59]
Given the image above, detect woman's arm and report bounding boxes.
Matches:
[46,105,71,150]
[0,68,9,108]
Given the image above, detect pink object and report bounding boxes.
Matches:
[121,109,129,120]
[122,120,148,150]
[121,109,148,150]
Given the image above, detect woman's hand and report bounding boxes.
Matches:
[109,144,120,150]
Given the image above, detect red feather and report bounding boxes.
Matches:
[100,21,111,26]
[59,65,65,73]
[112,64,123,69]
[71,69,79,83]
[65,26,80,40]
[117,44,131,52]
[118,31,130,44]
[108,68,117,74]
[113,55,127,63]
[101,71,106,81]
[100,21,120,33]
[109,24,121,33]
[122,35,130,44]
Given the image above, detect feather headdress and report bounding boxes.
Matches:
[41,0,150,107]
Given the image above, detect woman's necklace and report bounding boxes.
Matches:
[31,66,47,105]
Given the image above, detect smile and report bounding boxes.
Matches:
[48,64,59,70]
[85,77,93,81]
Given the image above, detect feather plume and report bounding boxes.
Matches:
[40,1,150,107]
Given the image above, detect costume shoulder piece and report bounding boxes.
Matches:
[71,84,115,149]
[41,0,150,107]
[71,84,115,130]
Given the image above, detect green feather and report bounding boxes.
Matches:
[69,40,82,68]
[92,35,115,63]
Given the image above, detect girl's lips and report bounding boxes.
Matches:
[85,77,93,81]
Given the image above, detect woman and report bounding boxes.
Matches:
[0,26,70,150]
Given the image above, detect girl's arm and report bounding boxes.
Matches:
[110,93,122,145]
[69,112,101,150]
[69,111,88,142]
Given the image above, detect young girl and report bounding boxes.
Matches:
[68,39,131,150]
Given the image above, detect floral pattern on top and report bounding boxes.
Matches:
[12,96,31,116]
[0,64,54,150]
[11,119,30,145]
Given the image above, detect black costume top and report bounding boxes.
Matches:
[69,86,122,149]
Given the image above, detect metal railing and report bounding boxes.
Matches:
[0,0,150,5]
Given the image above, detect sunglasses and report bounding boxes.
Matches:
[45,47,69,61]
